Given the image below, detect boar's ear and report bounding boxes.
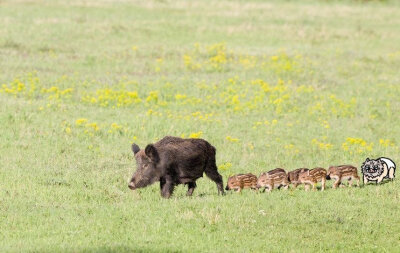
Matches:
[131,143,140,155]
[365,158,370,162]
[145,144,160,163]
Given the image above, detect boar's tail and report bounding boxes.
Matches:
[208,144,216,156]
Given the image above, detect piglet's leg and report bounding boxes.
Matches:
[312,182,317,191]
[333,177,341,189]
[355,176,360,187]
[186,182,197,196]
[238,181,244,193]
[348,179,353,187]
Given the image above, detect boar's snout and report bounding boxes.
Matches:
[128,181,136,190]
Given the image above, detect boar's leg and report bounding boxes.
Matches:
[186,182,197,196]
[160,177,166,191]
[204,155,225,195]
[205,167,225,195]
[161,178,175,198]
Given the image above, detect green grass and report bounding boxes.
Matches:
[1,0,400,252]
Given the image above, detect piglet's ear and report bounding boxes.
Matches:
[132,143,140,155]
[145,144,160,163]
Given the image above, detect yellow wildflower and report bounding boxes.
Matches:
[76,118,88,126]
[226,136,240,142]
[146,91,159,103]
[86,123,99,131]
[219,162,232,171]
[111,123,121,130]
[189,131,203,139]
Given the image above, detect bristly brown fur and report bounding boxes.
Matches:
[287,168,309,189]
[225,173,258,192]
[257,168,289,192]
[298,167,327,191]
[326,165,360,189]
[129,136,224,198]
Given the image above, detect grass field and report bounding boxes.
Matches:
[1,0,400,252]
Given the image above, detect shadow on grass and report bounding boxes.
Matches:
[362,179,394,187]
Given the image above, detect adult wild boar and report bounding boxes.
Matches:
[128,136,225,198]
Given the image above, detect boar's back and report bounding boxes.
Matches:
[154,136,215,183]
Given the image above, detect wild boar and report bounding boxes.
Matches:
[225,173,258,192]
[298,167,327,191]
[287,168,309,189]
[128,136,224,198]
[256,168,289,192]
[326,165,360,189]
